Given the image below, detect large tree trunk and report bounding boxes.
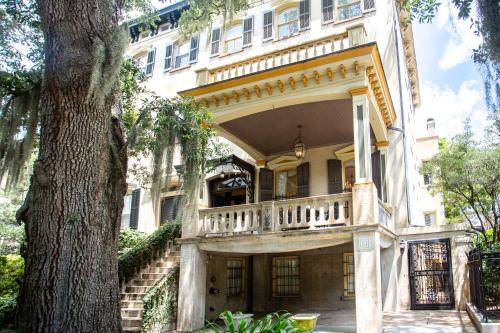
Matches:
[16,0,128,331]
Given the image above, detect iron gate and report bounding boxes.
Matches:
[408,239,455,309]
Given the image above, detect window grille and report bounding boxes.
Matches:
[272,256,300,297]
[227,259,245,296]
[322,0,334,22]
[211,28,221,55]
[263,11,274,40]
[299,0,310,29]
[243,17,254,46]
[343,253,355,296]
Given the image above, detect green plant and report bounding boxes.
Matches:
[118,227,147,255]
[118,221,181,284]
[141,266,179,332]
[0,255,24,327]
[204,311,308,333]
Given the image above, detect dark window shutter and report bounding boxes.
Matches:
[372,150,382,200]
[145,48,155,75]
[160,195,183,225]
[364,0,375,10]
[243,16,254,46]
[327,159,343,194]
[189,35,199,63]
[164,44,173,70]
[129,189,141,229]
[259,168,273,202]
[211,28,221,55]
[299,0,310,29]
[296,162,310,198]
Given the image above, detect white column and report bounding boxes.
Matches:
[354,231,383,333]
[177,243,207,332]
[351,90,372,183]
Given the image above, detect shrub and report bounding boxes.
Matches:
[118,221,181,284]
[118,228,147,255]
[0,255,24,327]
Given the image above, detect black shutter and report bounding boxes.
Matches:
[327,159,343,194]
[372,150,382,200]
[160,195,183,225]
[189,35,199,63]
[296,162,310,198]
[164,44,173,70]
[211,28,221,55]
[129,189,141,229]
[145,48,155,75]
[259,168,273,202]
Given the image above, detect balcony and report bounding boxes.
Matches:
[198,193,352,237]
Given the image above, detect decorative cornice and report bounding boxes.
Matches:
[348,87,369,96]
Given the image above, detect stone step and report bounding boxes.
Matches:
[122,327,141,333]
[122,317,142,329]
[146,267,169,274]
[141,272,165,280]
[121,300,143,308]
[132,279,158,287]
[121,293,144,301]
[121,308,141,318]
[125,286,149,293]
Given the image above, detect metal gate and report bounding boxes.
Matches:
[408,239,455,309]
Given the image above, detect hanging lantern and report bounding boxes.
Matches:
[294,125,306,160]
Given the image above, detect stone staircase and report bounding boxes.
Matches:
[121,243,181,332]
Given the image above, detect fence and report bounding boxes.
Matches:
[467,248,500,322]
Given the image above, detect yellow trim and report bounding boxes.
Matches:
[255,160,267,167]
[375,140,390,147]
[348,86,369,96]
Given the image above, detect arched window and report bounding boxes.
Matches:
[278,7,299,38]
[225,24,243,53]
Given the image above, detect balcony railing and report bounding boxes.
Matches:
[196,26,367,86]
[378,199,393,230]
[198,193,352,237]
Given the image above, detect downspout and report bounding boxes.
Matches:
[392,2,413,226]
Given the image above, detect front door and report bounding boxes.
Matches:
[408,239,455,309]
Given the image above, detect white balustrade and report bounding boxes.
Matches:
[378,199,392,229]
[198,193,352,236]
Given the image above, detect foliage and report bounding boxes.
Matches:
[119,58,146,135]
[118,221,181,284]
[178,0,249,36]
[423,122,500,249]
[118,228,147,255]
[0,255,24,327]
[141,266,179,332]
[205,310,309,333]
[0,190,26,255]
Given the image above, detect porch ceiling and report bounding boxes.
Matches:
[220,99,353,156]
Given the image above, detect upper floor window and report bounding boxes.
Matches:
[174,35,199,69]
[263,11,274,40]
[299,0,311,29]
[337,0,362,21]
[225,24,243,53]
[278,7,299,38]
[211,27,221,55]
[322,0,335,22]
[424,212,435,226]
[144,48,156,76]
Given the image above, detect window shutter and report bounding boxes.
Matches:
[189,35,199,63]
[327,159,343,194]
[164,44,173,70]
[129,189,141,229]
[211,28,221,55]
[145,48,156,75]
[259,168,273,202]
[243,16,254,46]
[364,0,375,10]
[371,150,382,200]
[160,195,183,225]
[296,162,310,198]
[299,0,310,29]
[263,11,273,40]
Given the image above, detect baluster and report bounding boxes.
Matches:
[322,41,326,55]
[340,38,345,50]
[272,54,276,68]
[331,39,336,52]
[241,63,246,75]
[313,43,317,57]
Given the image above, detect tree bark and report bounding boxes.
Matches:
[16,0,128,331]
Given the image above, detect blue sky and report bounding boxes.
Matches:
[412,2,489,139]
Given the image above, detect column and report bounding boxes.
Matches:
[354,231,383,333]
[177,243,207,332]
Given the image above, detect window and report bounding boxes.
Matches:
[129,189,141,229]
[275,169,297,199]
[278,8,299,38]
[299,0,310,29]
[225,25,243,53]
[424,212,435,226]
[263,11,274,40]
[227,258,245,296]
[272,256,299,297]
[343,253,355,296]
[337,0,362,21]
[381,153,388,202]
[364,0,375,10]
[145,48,155,76]
[189,35,199,63]
[175,40,190,68]
[322,0,334,22]
[211,27,221,55]
[243,17,254,46]
[164,44,173,70]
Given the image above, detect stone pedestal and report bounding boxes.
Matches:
[177,243,206,332]
[352,182,378,225]
[354,231,383,333]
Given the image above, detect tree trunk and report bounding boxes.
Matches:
[16,0,128,331]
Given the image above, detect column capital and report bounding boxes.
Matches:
[375,140,390,148]
[255,159,267,167]
[349,86,369,96]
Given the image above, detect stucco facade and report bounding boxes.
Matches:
[122,1,472,332]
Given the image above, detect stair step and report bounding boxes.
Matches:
[121,300,143,308]
[141,272,165,280]
[121,292,145,301]
[122,317,142,328]
[125,286,149,293]
[122,327,141,332]
[132,279,158,287]
[146,267,169,274]
[122,308,142,318]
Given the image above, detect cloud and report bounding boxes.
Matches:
[435,2,482,70]
[415,80,489,139]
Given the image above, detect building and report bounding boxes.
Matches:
[121,1,472,332]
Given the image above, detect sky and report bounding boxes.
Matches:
[412,2,489,139]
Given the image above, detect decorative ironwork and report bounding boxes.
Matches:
[408,239,455,309]
[467,249,500,322]
[208,155,255,203]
